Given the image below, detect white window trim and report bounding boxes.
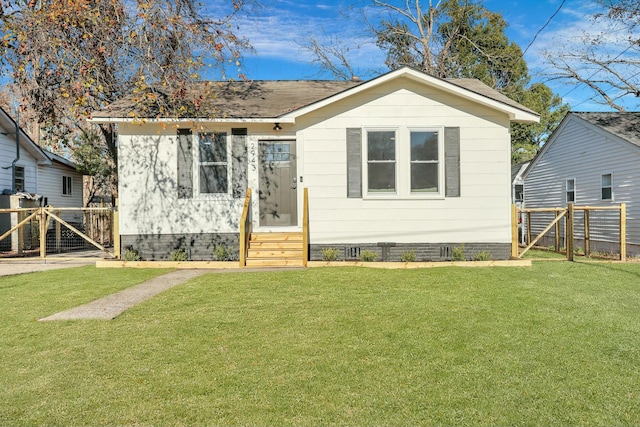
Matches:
[193,130,232,200]
[601,172,613,201]
[566,178,576,203]
[362,126,445,199]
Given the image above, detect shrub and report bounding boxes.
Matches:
[170,248,188,261]
[359,250,377,262]
[473,250,492,261]
[400,250,416,262]
[123,248,141,261]
[321,247,341,261]
[214,244,231,261]
[452,244,466,261]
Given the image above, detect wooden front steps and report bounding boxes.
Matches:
[245,232,304,267]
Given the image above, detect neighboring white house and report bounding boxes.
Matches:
[91,67,539,261]
[0,106,84,251]
[523,112,640,256]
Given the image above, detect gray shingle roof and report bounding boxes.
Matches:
[91,80,363,119]
[91,71,537,120]
[445,78,538,116]
[573,112,640,147]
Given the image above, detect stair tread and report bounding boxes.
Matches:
[251,233,303,242]
[246,259,305,267]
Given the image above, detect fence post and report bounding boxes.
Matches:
[526,211,532,246]
[39,208,47,259]
[555,210,561,252]
[113,198,120,259]
[620,203,626,261]
[16,210,24,256]
[511,204,518,258]
[584,209,590,257]
[566,203,574,261]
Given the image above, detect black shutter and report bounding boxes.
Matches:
[346,128,362,198]
[177,128,193,199]
[231,128,248,199]
[445,127,460,197]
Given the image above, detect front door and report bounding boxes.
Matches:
[259,140,298,226]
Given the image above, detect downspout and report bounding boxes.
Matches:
[11,108,20,193]
[1,107,20,193]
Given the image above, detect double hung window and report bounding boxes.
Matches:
[410,131,439,193]
[198,132,228,194]
[14,166,24,192]
[62,175,72,196]
[363,127,443,197]
[366,130,396,193]
[601,173,612,200]
[566,178,575,203]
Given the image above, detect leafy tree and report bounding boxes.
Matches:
[0,0,251,200]
[305,0,567,162]
[543,0,639,112]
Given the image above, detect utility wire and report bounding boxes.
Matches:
[522,0,566,56]
[560,42,636,99]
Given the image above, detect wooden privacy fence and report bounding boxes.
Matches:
[0,206,120,259]
[512,203,626,261]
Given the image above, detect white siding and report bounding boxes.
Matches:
[0,134,39,193]
[37,161,83,222]
[525,115,640,248]
[298,79,512,244]
[117,78,515,244]
[118,124,245,235]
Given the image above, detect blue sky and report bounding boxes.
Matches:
[212,0,638,112]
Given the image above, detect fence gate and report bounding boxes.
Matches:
[512,203,626,261]
[0,206,120,260]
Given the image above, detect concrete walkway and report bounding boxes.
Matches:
[0,259,95,276]
[39,269,206,321]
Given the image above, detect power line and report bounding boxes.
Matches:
[522,0,566,56]
[560,42,636,99]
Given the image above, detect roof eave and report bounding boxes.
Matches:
[87,116,296,124]
[279,67,540,123]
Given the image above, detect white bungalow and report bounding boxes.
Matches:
[90,67,539,263]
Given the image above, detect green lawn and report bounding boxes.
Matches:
[2,262,640,426]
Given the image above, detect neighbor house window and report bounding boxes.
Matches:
[14,166,24,192]
[514,184,524,203]
[62,175,72,196]
[198,132,228,194]
[601,173,612,200]
[410,130,439,193]
[566,178,575,203]
[366,130,396,193]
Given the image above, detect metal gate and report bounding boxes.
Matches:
[0,206,119,259]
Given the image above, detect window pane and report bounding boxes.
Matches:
[515,184,524,202]
[368,131,395,161]
[411,163,438,192]
[368,163,395,192]
[199,165,228,194]
[567,191,575,202]
[265,143,290,162]
[411,131,438,161]
[602,187,612,200]
[602,174,612,187]
[566,179,574,191]
[199,132,227,163]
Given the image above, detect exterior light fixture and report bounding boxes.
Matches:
[273,123,282,131]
